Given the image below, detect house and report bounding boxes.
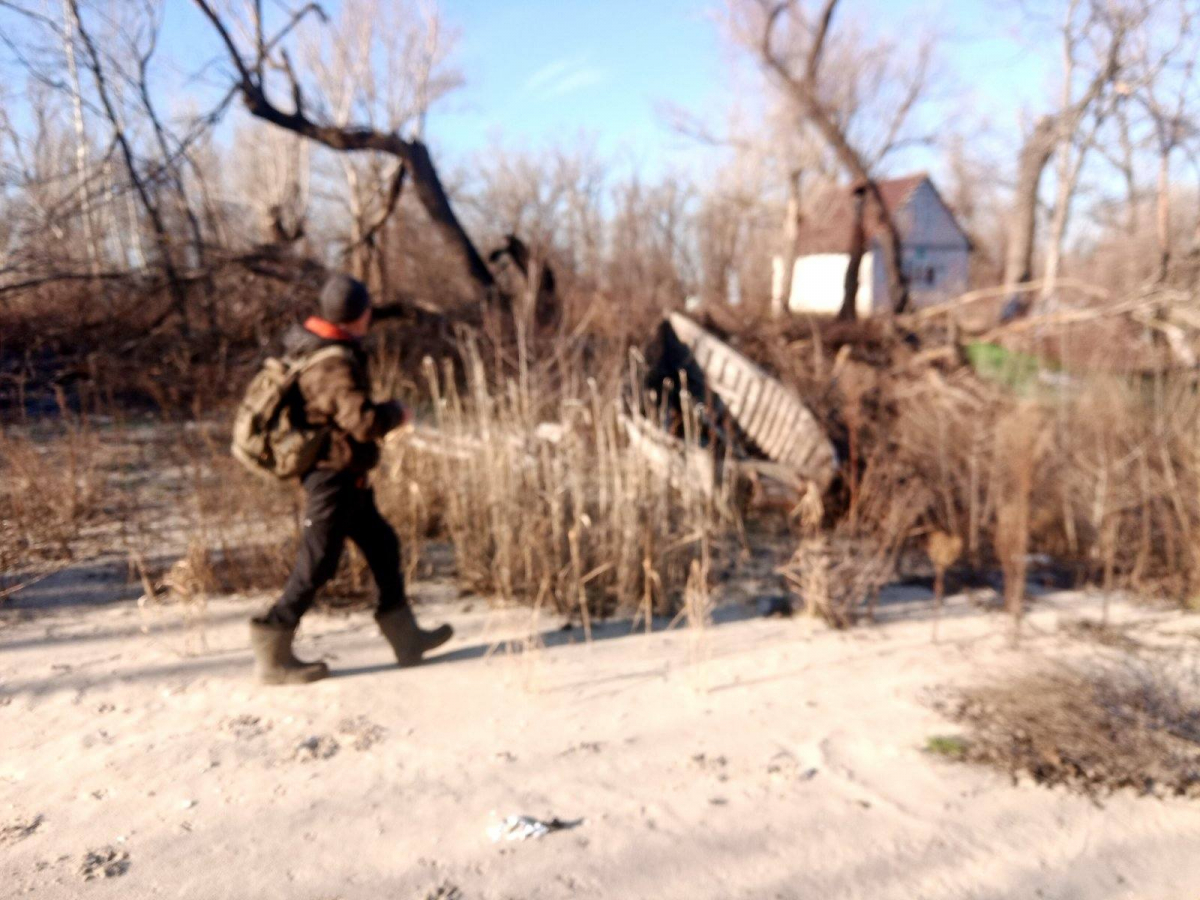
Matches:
[782,173,971,317]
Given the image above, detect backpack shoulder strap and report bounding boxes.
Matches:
[284,340,350,376]
[292,344,354,373]
[281,345,354,387]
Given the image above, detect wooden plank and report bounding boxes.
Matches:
[666,313,836,490]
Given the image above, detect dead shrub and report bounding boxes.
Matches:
[847,362,1005,569]
[375,341,737,620]
[767,310,1200,614]
[166,427,302,593]
[0,417,105,573]
[928,530,963,640]
[779,532,896,627]
[12,286,1200,631]
[1052,373,1200,604]
[940,658,1200,798]
[777,434,933,627]
[992,403,1052,641]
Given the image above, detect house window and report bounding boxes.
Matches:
[905,260,938,287]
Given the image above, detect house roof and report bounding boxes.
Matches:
[795,172,965,255]
[873,172,927,214]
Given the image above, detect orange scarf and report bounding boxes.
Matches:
[303,316,358,342]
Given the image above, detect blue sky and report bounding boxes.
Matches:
[151,0,1053,179]
[424,0,727,174]
[422,0,1050,176]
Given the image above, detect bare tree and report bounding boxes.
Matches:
[59,0,98,275]
[191,0,499,309]
[471,140,604,326]
[229,122,310,249]
[1079,1,1200,292]
[1131,0,1199,281]
[68,0,196,331]
[1094,100,1142,238]
[665,90,827,315]
[606,175,697,317]
[942,131,1007,287]
[1040,1,1139,301]
[0,0,237,332]
[695,188,754,307]
[0,3,109,288]
[1003,115,1057,293]
[775,165,804,313]
[761,102,828,315]
[1001,0,1128,307]
[841,183,868,320]
[301,0,461,288]
[725,0,935,318]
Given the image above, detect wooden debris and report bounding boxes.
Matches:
[665,313,837,491]
[620,412,717,496]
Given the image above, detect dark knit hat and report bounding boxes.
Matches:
[318,273,371,324]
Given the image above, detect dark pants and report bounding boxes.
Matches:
[265,468,406,628]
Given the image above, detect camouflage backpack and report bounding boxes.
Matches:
[231,345,352,479]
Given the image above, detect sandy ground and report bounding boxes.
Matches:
[3,575,1200,900]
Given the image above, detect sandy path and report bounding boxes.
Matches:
[3,584,1200,899]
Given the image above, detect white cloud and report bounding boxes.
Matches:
[524,55,605,101]
[543,66,604,98]
[525,58,574,91]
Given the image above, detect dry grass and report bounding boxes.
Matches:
[9,288,1200,632]
[704,297,1200,624]
[928,530,963,641]
[939,657,1200,798]
[168,427,384,609]
[779,532,898,628]
[992,403,1051,642]
[790,326,1200,615]
[375,340,738,621]
[0,411,105,575]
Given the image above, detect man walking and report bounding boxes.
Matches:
[249,274,452,685]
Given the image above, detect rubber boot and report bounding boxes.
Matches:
[375,606,453,667]
[249,619,330,685]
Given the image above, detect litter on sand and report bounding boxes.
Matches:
[487,814,583,842]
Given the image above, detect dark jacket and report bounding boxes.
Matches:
[282,322,402,474]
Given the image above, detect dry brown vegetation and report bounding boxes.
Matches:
[373,340,735,624]
[8,288,1200,633]
[0,408,104,577]
[938,657,1200,798]
[704,296,1200,624]
[3,0,1200,635]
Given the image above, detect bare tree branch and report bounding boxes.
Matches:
[806,0,838,81]
[753,0,912,315]
[346,159,406,254]
[190,0,496,298]
[69,0,192,331]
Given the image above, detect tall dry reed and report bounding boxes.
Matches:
[376,340,737,621]
[0,405,104,574]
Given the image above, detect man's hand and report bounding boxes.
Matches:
[378,399,412,434]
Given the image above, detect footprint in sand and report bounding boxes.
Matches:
[766,749,819,783]
[79,846,129,881]
[336,716,387,751]
[691,752,731,783]
[222,714,272,740]
[0,814,43,846]
[293,735,340,762]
